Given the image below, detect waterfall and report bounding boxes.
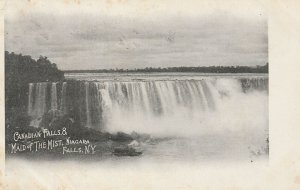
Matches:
[60,82,67,114]
[51,83,58,110]
[34,82,47,117]
[100,80,216,116]
[28,83,34,116]
[27,77,268,132]
[85,82,91,128]
[240,78,269,92]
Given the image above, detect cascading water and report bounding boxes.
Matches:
[27,77,268,138]
[27,83,34,115]
[60,82,68,114]
[51,83,58,110]
[34,83,47,117]
[85,82,91,127]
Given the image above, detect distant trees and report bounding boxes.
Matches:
[5,51,64,109]
[65,63,269,73]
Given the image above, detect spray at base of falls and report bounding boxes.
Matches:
[27,78,268,137]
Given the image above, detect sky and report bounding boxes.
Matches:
[5,0,268,70]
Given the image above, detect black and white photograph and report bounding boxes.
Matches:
[5,0,268,163]
[9,0,300,189]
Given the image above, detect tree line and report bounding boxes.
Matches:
[65,63,268,73]
[5,51,64,109]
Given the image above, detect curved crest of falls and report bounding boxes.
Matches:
[27,73,268,137]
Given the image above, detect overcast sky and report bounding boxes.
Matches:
[5,0,268,70]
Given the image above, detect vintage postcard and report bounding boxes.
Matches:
[1,0,300,189]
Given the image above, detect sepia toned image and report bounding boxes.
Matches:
[4,0,269,165]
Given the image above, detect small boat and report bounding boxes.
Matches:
[113,147,142,157]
